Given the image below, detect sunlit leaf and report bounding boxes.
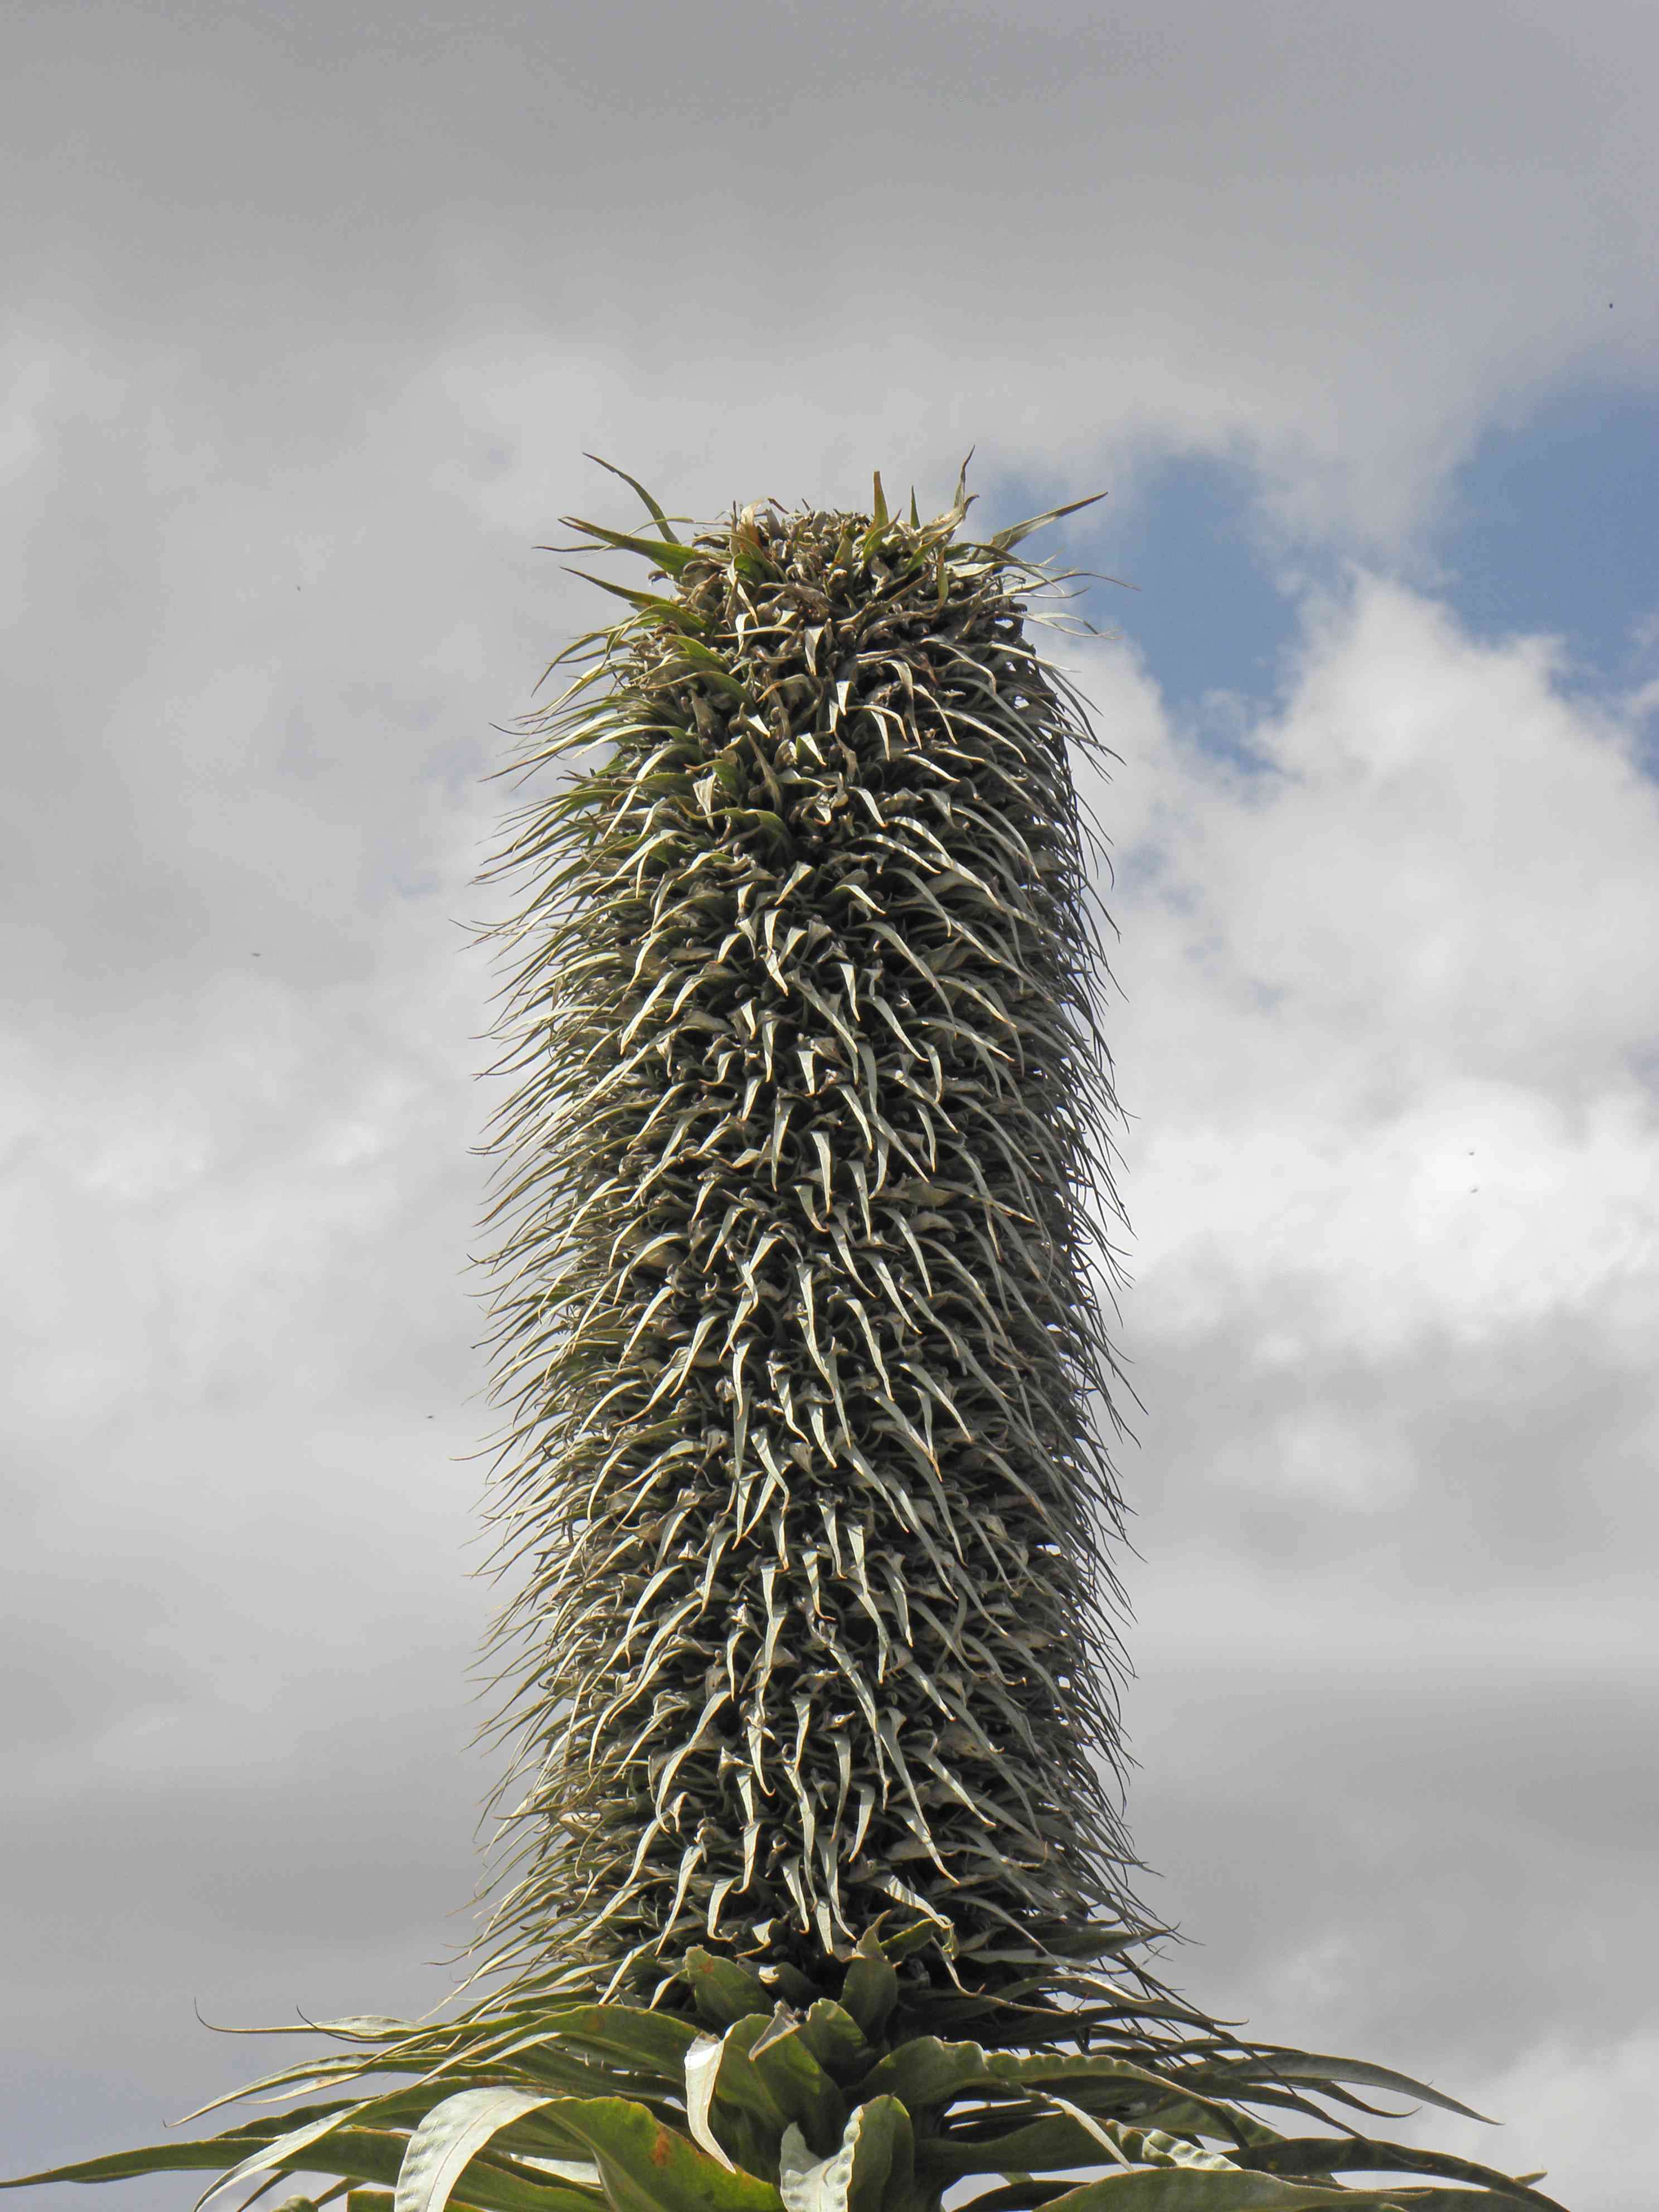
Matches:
[535,2099,783,2212]
[395,2092,555,2212]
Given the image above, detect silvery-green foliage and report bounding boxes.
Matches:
[469,460,1154,2010]
[3,1958,1566,2211]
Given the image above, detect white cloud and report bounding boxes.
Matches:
[1059,580,1659,1377]
[10,2,1657,552]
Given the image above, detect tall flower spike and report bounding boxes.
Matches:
[3,464,1568,2212]
[467,460,1156,2019]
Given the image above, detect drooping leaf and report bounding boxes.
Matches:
[746,2015,848,2153]
[529,2007,703,2079]
[854,2038,991,2114]
[791,2004,873,2086]
[3,2134,293,2191]
[394,2090,553,2212]
[916,2114,1130,2184]
[550,519,700,579]
[582,456,688,545]
[836,1942,898,2043]
[1230,2138,1564,2208]
[684,1951,772,2031]
[685,2039,736,2173]
[530,2098,784,2212]
[1040,2174,1374,2210]
[775,2098,911,2212]
[1206,2050,1490,2127]
[988,491,1108,554]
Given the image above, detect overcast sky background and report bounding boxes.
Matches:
[3,2,1656,2206]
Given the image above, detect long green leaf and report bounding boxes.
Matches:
[1040,2175,1371,2210]
[988,491,1108,554]
[583,455,687,545]
[535,2099,784,2212]
[395,2090,554,2212]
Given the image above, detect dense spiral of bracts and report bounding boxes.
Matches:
[470,462,1161,2012]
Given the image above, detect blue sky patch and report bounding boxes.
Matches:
[1427,383,1659,702]
[1075,450,1306,751]
[988,385,1659,781]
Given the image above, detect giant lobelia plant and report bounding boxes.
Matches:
[7,460,1564,2212]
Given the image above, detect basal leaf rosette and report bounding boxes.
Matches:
[2,1940,1567,2212]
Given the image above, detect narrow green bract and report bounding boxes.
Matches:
[471,460,1150,2010]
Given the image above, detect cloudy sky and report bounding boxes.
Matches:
[4,1,1656,2205]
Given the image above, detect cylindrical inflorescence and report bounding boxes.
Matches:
[471,462,1158,2011]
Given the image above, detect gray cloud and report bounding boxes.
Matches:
[6,0,1657,539]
